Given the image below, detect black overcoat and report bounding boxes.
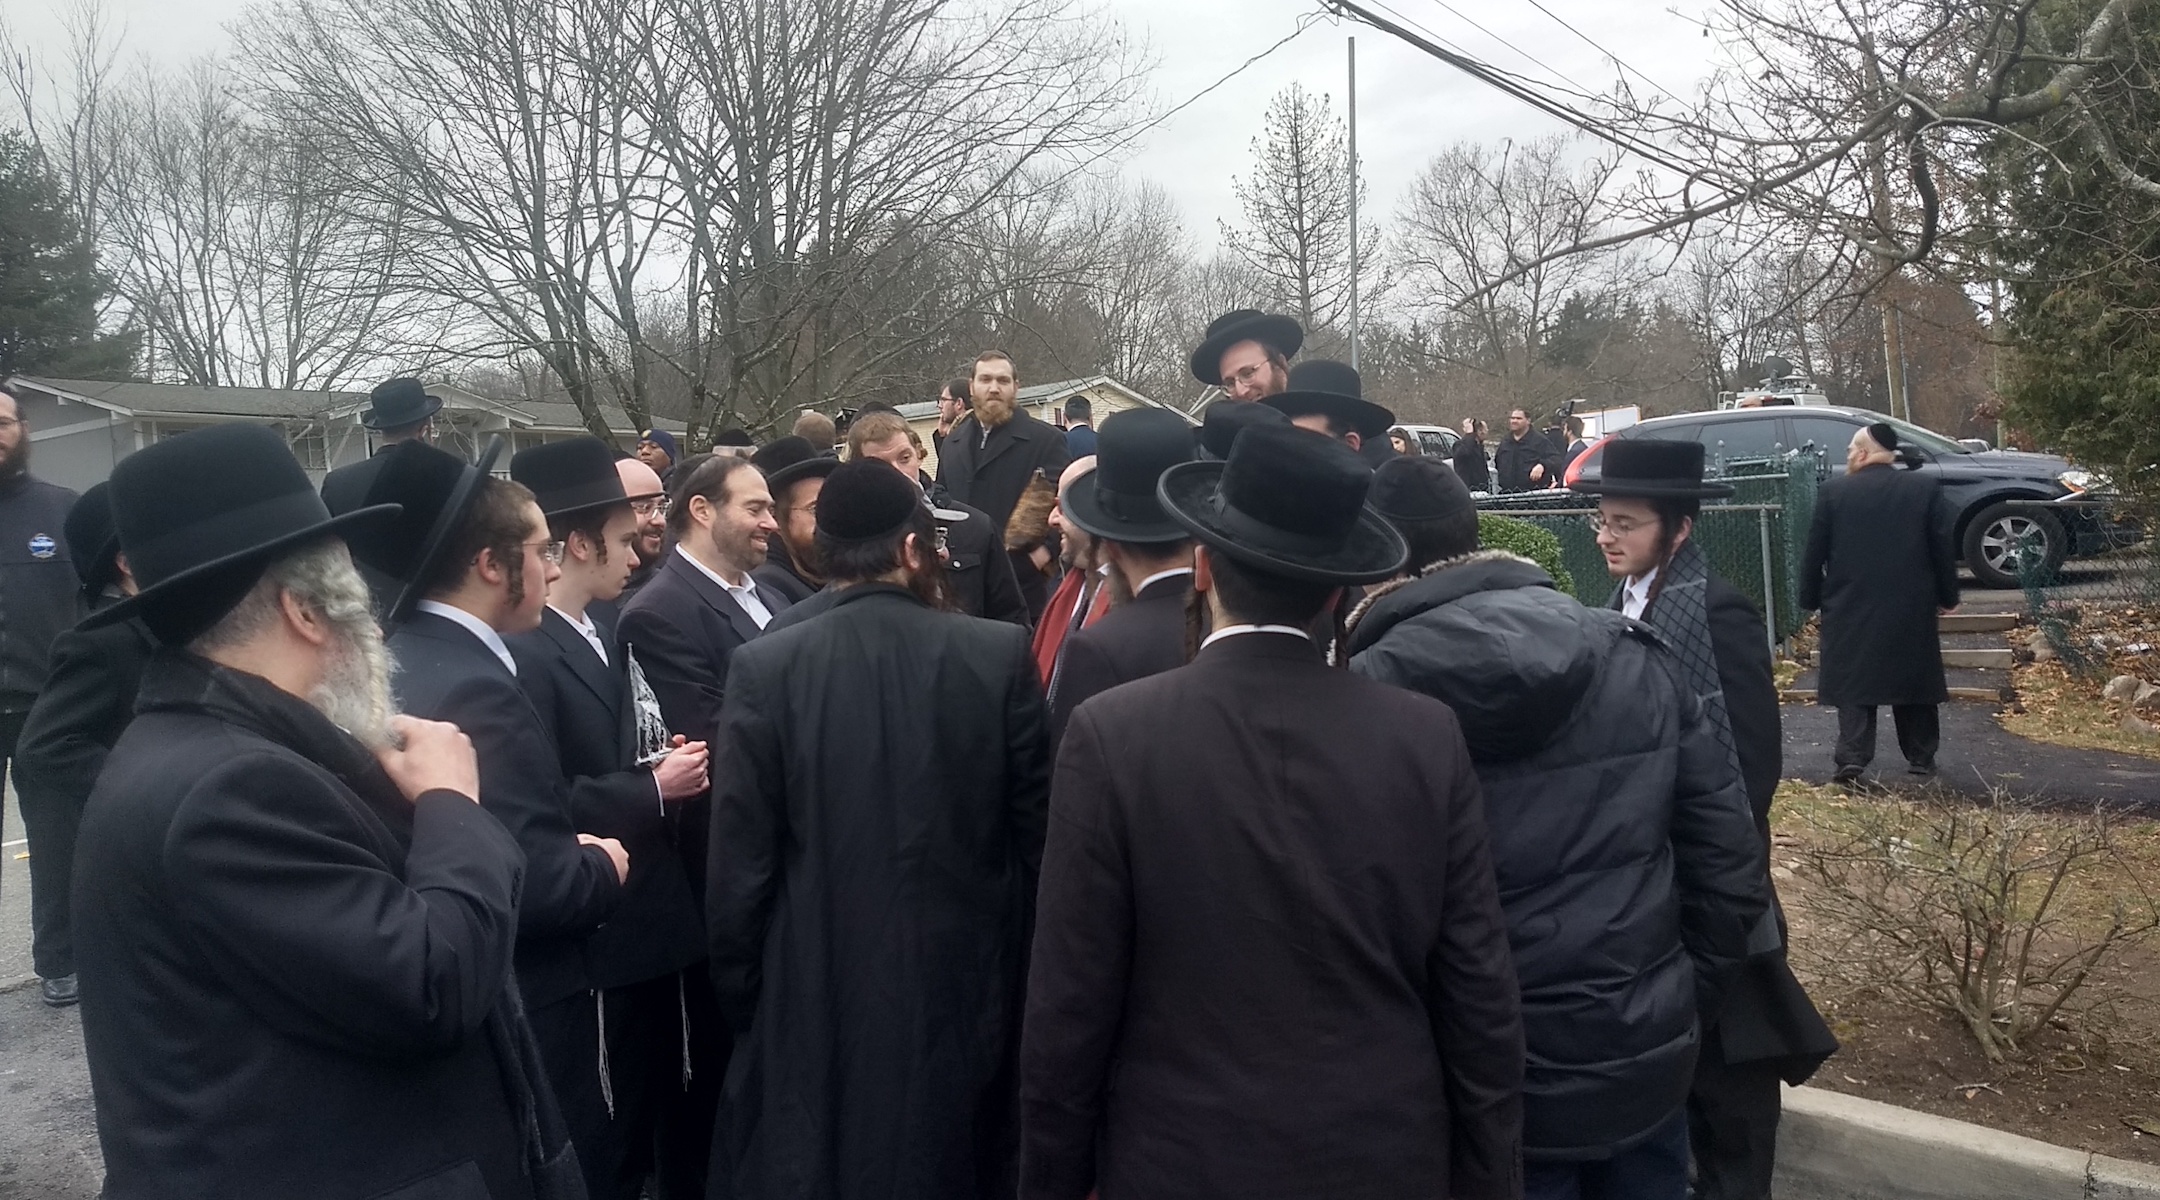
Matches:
[933,410,1072,532]
[1453,435,1493,491]
[705,584,1051,1200]
[509,606,703,990]
[1045,570,1190,745]
[752,542,819,608]
[392,610,624,1008]
[74,653,538,1200]
[1799,464,1960,706]
[1022,632,1524,1200]
[1492,431,1561,492]
[938,495,1032,626]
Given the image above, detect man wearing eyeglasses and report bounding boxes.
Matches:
[615,457,670,606]
[1189,308,1302,402]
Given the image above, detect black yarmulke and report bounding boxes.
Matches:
[1369,456,1474,524]
[816,459,922,543]
[1867,421,1899,452]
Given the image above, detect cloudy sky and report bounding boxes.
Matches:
[6,0,1718,245]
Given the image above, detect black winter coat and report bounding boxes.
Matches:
[706,584,1051,1200]
[1492,431,1561,493]
[930,487,1031,626]
[74,653,539,1200]
[16,615,155,805]
[1045,570,1190,746]
[1346,553,1769,1161]
[1800,464,1960,706]
[1022,631,1523,1200]
[934,410,1072,534]
[0,474,82,707]
[1453,435,1493,491]
[392,611,624,1008]
[509,607,703,990]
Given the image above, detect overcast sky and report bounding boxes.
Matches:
[6,0,1717,247]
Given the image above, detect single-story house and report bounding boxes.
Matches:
[0,375,683,495]
[895,376,1191,478]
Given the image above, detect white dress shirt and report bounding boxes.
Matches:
[1199,623,1313,651]
[415,599,518,676]
[1621,567,1660,621]
[1134,566,1195,596]
[675,545,773,628]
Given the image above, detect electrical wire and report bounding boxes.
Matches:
[1515,0,1686,100]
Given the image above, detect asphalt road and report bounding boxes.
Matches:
[0,788,101,1200]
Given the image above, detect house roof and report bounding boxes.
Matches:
[7,375,682,435]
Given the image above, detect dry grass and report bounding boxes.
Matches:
[2001,661,2160,762]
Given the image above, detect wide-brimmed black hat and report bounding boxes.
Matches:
[512,436,630,518]
[750,435,842,493]
[360,377,443,431]
[64,480,121,596]
[1265,360,1396,442]
[1062,407,1195,545]
[340,435,506,625]
[1370,456,1476,525]
[87,423,400,640]
[1196,399,1290,461]
[1190,308,1304,386]
[1569,439,1735,500]
[1158,423,1406,585]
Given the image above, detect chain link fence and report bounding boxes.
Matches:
[2016,507,2159,677]
[1476,449,1825,646]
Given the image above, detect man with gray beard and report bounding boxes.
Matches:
[72,424,564,1200]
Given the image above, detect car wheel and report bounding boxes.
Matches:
[1962,501,2066,588]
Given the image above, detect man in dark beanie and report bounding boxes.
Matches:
[705,458,1051,1199]
[636,427,681,481]
[16,483,153,1007]
[1802,421,1961,784]
[1344,450,1772,1200]
[71,424,561,1200]
[1023,425,1523,1200]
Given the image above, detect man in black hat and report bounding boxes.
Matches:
[1575,443,1836,1199]
[1264,359,1398,466]
[1190,307,1303,401]
[1045,407,1196,745]
[1802,421,1960,783]
[15,482,151,1007]
[351,438,634,1163]
[320,376,442,514]
[706,458,1051,1199]
[1194,397,1291,461]
[1022,425,1523,1200]
[1343,450,1772,1200]
[72,423,560,1200]
[507,436,713,1199]
[748,435,840,605]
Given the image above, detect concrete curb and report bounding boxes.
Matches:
[0,970,37,995]
[1777,1084,2160,1200]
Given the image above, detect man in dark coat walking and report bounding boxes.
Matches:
[935,350,1071,619]
[1493,408,1562,492]
[73,423,562,1200]
[1575,441,1838,1200]
[508,438,713,1199]
[14,483,153,1008]
[1046,407,1195,744]
[1023,426,1524,1200]
[706,458,1051,1199]
[1800,423,1961,782]
[1345,450,1771,1200]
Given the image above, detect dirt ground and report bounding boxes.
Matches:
[1772,781,2160,1163]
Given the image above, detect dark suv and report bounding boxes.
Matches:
[1567,406,2137,587]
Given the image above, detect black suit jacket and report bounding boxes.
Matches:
[619,551,789,898]
[1046,570,1191,745]
[938,496,1031,626]
[1022,632,1523,1200]
[391,610,623,1008]
[15,615,156,805]
[509,607,703,990]
[75,653,534,1200]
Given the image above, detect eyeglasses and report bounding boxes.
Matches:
[630,497,670,518]
[528,539,567,565]
[1588,514,1650,537]
[0,418,23,432]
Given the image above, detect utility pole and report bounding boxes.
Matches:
[1347,36,1361,370]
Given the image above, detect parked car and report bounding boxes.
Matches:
[1393,423,1462,458]
[1566,406,2140,588]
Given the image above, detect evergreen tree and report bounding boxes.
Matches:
[0,131,134,379]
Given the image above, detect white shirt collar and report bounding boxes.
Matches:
[1135,566,1194,595]
[549,604,608,664]
[1199,623,1313,651]
[674,544,773,629]
[1622,567,1659,621]
[415,599,518,676]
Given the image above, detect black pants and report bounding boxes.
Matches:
[666,966,728,1199]
[1686,1037,1784,1200]
[1833,704,1939,774]
[529,991,614,1200]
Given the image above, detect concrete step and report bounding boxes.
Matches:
[1940,612,2020,634]
[1942,647,2014,670]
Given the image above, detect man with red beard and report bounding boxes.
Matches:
[934,350,1071,621]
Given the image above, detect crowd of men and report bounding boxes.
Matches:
[0,303,1979,1200]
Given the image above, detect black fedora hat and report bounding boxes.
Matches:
[1190,308,1305,386]
[1157,423,1407,585]
[1062,407,1196,545]
[750,435,841,494]
[87,424,400,639]
[339,435,506,625]
[360,377,443,431]
[511,436,630,518]
[1196,399,1290,461]
[64,480,121,597]
[1265,360,1397,441]
[1568,438,1736,500]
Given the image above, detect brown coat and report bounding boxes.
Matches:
[1020,631,1524,1200]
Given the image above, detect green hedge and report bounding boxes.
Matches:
[1478,513,1577,599]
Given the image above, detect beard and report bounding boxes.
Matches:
[711,521,768,573]
[312,617,397,751]
[973,396,1015,428]
[0,436,31,480]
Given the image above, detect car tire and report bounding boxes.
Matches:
[1962,501,2066,588]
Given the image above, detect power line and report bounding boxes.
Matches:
[1515,0,1686,101]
